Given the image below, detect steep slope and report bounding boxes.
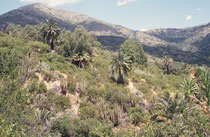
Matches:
[0,3,135,39]
[193,33,210,57]
[145,23,210,44]
[143,24,210,65]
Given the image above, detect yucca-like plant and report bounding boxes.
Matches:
[156,92,186,119]
[180,77,197,102]
[162,56,173,74]
[0,119,25,137]
[34,108,51,125]
[109,106,123,127]
[197,68,210,105]
[129,94,136,107]
[97,100,110,121]
[111,52,132,84]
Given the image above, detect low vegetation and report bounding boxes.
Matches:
[0,20,209,136]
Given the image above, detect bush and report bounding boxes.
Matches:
[105,86,130,110]
[51,116,77,137]
[140,105,210,137]
[0,48,22,77]
[74,118,114,137]
[79,104,99,120]
[43,71,57,82]
[120,40,147,65]
[54,95,71,111]
[128,106,146,125]
[28,81,38,93]
[27,41,50,53]
[52,118,114,137]
[37,82,48,94]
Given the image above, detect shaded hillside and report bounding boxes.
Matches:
[96,36,127,51]
[143,45,209,66]
[193,33,210,57]
[145,23,210,43]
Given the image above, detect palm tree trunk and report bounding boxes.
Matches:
[50,36,54,51]
[50,40,54,50]
[166,64,170,74]
[118,68,124,84]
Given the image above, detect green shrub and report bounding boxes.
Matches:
[105,86,130,110]
[89,122,114,137]
[27,41,50,53]
[74,118,113,137]
[28,81,38,93]
[52,118,114,137]
[120,40,147,65]
[140,105,210,137]
[128,106,146,125]
[51,116,77,137]
[43,71,56,82]
[0,48,22,77]
[54,95,71,111]
[114,130,137,137]
[79,104,99,120]
[37,82,48,94]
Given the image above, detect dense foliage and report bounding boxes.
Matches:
[0,21,209,136]
[120,40,147,65]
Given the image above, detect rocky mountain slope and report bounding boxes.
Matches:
[0,3,135,39]
[0,3,209,65]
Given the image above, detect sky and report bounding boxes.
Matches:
[0,0,210,31]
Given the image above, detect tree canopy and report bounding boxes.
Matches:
[120,40,147,65]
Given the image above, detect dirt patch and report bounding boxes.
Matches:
[127,79,144,98]
[66,92,80,117]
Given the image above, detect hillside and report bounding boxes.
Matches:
[0,24,209,136]
[0,3,209,66]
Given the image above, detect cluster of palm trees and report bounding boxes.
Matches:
[40,19,92,68]
[39,19,179,86]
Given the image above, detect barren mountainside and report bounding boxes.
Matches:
[0,3,209,65]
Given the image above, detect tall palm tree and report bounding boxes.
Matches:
[163,56,173,74]
[111,52,132,84]
[41,19,61,51]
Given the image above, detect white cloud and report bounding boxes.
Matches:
[140,29,147,32]
[196,8,201,12]
[20,0,81,7]
[186,15,192,21]
[116,0,136,6]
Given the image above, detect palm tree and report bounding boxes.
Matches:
[41,19,61,51]
[72,53,91,68]
[163,56,173,74]
[111,52,132,84]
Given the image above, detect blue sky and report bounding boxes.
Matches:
[1,0,210,30]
